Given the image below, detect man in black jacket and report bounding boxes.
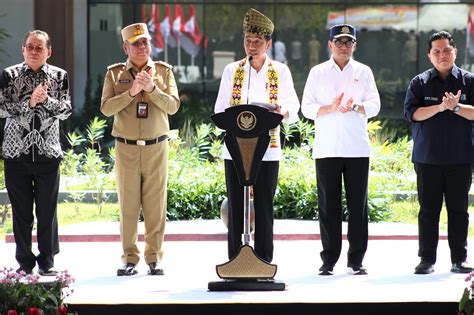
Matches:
[404,31,474,275]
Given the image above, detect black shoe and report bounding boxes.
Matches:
[451,261,473,274]
[117,263,138,276]
[16,266,33,275]
[148,262,164,276]
[414,261,434,274]
[348,264,368,275]
[38,266,59,276]
[318,264,334,276]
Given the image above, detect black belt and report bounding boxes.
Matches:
[116,135,168,146]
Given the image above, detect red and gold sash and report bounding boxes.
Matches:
[231,58,279,148]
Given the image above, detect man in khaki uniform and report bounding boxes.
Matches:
[101,23,180,276]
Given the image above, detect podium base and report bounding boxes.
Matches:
[208,279,286,291]
[216,245,277,279]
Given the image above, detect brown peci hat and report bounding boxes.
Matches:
[243,8,274,37]
[121,23,152,43]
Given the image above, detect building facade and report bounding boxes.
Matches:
[0,0,473,124]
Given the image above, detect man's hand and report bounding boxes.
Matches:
[274,104,289,119]
[331,93,344,112]
[29,83,48,108]
[441,90,461,111]
[136,69,155,93]
[129,69,155,96]
[338,97,354,113]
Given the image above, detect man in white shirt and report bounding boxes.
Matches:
[301,24,380,276]
[214,8,300,263]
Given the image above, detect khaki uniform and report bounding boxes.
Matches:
[101,58,180,265]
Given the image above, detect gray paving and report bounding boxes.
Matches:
[0,220,465,306]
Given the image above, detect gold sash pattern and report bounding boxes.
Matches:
[231,58,279,148]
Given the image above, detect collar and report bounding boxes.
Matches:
[247,54,270,73]
[329,56,354,71]
[428,64,459,81]
[125,58,154,72]
[22,62,49,75]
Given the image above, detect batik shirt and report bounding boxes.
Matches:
[0,62,72,161]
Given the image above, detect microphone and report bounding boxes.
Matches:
[246,56,253,104]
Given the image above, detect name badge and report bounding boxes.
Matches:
[137,102,148,119]
[119,79,130,83]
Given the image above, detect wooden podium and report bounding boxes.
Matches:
[208,104,286,291]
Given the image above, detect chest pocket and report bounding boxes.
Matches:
[113,77,132,95]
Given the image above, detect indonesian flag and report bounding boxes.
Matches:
[468,7,474,57]
[181,5,202,57]
[141,4,147,23]
[147,4,164,56]
[172,4,185,44]
[161,4,176,48]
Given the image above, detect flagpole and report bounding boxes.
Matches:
[164,37,168,63]
[178,39,181,66]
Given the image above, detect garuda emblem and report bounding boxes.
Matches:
[237,111,256,131]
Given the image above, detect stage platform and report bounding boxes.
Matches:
[0,220,465,315]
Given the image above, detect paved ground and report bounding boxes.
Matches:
[0,220,463,307]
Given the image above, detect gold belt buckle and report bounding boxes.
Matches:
[136,140,146,146]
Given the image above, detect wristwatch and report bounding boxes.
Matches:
[352,104,360,112]
[453,105,461,113]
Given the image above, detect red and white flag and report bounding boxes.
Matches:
[161,4,176,48]
[181,5,202,57]
[141,4,147,23]
[147,4,164,57]
[172,4,185,44]
[467,7,474,57]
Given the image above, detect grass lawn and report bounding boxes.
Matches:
[0,202,120,240]
[1,200,473,240]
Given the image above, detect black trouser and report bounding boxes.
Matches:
[414,163,471,264]
[316,157,369,267]
[5,159,60,271]
[225,160,279,263]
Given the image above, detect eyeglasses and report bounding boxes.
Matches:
[430,47,454,56]
[130,39,150,48]
[333,39,355,48]
[24,44,46,53]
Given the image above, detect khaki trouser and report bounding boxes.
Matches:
[115,140,169,265]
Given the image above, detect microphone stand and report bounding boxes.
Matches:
[246,56,253,105]
[243,55,253,246]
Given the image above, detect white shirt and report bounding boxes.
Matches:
[301,57,380,159]
[214,55,300,161]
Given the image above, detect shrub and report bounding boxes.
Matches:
[59,118,417,223]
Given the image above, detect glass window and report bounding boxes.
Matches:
[87,2,474,124]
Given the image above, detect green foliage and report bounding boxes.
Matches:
[86,116,108,152]
[58,117,419,222]
[61,117,113,214]
[168,157,226,220]
[0,268,74,314]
